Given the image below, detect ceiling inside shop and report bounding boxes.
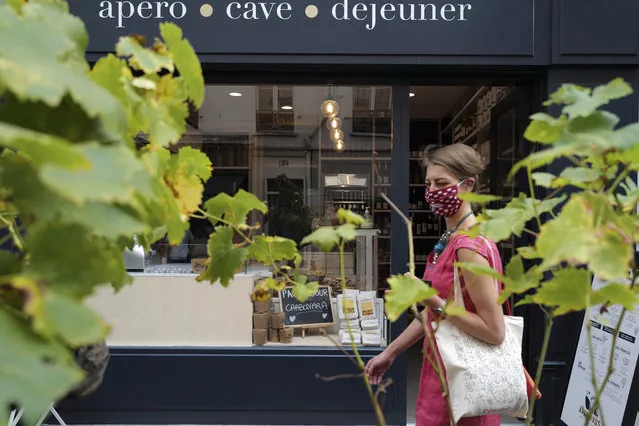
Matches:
[409,86,467,118]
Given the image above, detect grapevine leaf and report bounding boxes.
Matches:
[0,307,82,426]
[0,160,149,239]
[36,292,109,346]
[204,189,267,228]
[115,36,173,74]
[593,283,638,310]
[141,75,189,146]
[40,143,155,204]
[547,79,632,119]
[292,275,319,303]
[517,246,540,260]
[26,224,130,298]
[443,301,467,317]
[609,123,639,150]
[248,236,298,266]
[505,255,524,280]
[0,3,126,137]
[301,227,340,252]
[385,274,437,322]
[524,116,566,144]
[336,223,358,241]
[500,264,543,304]
[589,230,632,281]
[198,226,247,287]
[165,146,212,215]
[336,209,365,226]
[0,252,20,275]
[455,262,505,283]
[159,23,204,108]
[510,145,576,177]
[0,123,88,168]
[531,172,555,188]
[457,193,502,205]
[264,277,285,292]
[558,167,600,185]
[532,268,593,316]
[568,111,619,134]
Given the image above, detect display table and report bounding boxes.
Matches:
[86,267,271,347]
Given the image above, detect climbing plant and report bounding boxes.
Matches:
[0,0,308,423]
[387,78,639,426]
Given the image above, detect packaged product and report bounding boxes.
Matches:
[337,289,359,320]
[339,329,361,345]
[357,291,377,320]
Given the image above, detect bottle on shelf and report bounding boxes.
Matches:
[416,222,422,236]
[411,189,417,210]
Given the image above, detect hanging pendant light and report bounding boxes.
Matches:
[334,139,345,152]
[329,128,344,143]
[321,99,339,118]
[326,116,342,130]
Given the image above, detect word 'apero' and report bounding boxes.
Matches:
[99,1,186,28]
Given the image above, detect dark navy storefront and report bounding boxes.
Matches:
[59,0,639,425]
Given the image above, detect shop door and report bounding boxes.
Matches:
[488,88,531,265]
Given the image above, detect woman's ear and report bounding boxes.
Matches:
[463,177,476,192]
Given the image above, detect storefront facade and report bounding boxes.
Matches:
[58,1,639,425]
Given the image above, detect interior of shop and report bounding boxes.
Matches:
[100,83,524,352]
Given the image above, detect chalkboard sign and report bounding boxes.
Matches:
[279,286,335,328]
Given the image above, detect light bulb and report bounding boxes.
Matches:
[326,116,342,130]
[329,128,344,143]
[321,100,339,117]
[335,139,345,152]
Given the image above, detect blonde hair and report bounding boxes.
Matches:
[421,144,485,190]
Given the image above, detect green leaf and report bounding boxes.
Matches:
[384,274,437,322]
[159,23,204,108]
[457,193,502,204]
[531,172,556,188]
[140,75,190,146]
[524,116,566,144]
[35,292,109,346]
[547,79,633,119]
[336,223,358,241]
[165,146,212,215]
[477,193,565,242]
[0,307,82,426]
[292,276,319,303]
[198,226,247,287]
[247,236,299,266]
[335,209,365,227]
[532,268,593,316]
[0,251,21,275]
[40,143,154,205]
[0,121,86,169]
[115,36,173,74]
[558,167,600,185]
[593,282,638,311]
[500,264,543,304]
[204,189,268,228]
[301,227,340,252]
[505,255,524,281]
[455,261,506,283]
[591,78,634,104]
[536,194,633,281]
[517,246,540,260]
[26,224,130,298]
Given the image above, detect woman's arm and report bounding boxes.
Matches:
[385,317,425,358]
[423,248,505,345]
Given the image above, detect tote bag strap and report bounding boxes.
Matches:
[453,236,510,314]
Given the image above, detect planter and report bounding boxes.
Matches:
[268,328,279,342]
[253,329,267,346]
[253,299,271,313]
[279,328,294,344]
[253,312,270,329]
[270,312,285,329]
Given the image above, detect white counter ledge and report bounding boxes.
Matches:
[87,267,272,347]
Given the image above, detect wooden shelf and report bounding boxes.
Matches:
[441,86,489,135]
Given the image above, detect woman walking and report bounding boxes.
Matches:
[365,144,506,426]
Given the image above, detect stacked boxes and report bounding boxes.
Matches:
[338,289,361,344]
[252,297,271,346]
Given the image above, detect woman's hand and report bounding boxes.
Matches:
[365,351,395,385]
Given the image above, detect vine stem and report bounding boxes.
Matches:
[339,242,386,426]
[381,193,456,425]
[0,216,24,252]
[526,312,553,426]
[527,166,543,231]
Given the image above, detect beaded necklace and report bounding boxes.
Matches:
[429,211,474,270]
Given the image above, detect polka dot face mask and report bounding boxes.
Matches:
[424,180,466,217]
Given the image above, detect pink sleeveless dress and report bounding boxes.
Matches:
[415,234,503,426]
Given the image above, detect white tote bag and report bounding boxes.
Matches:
[432,237,528,423]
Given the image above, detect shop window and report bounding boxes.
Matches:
[88,85,393,350]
